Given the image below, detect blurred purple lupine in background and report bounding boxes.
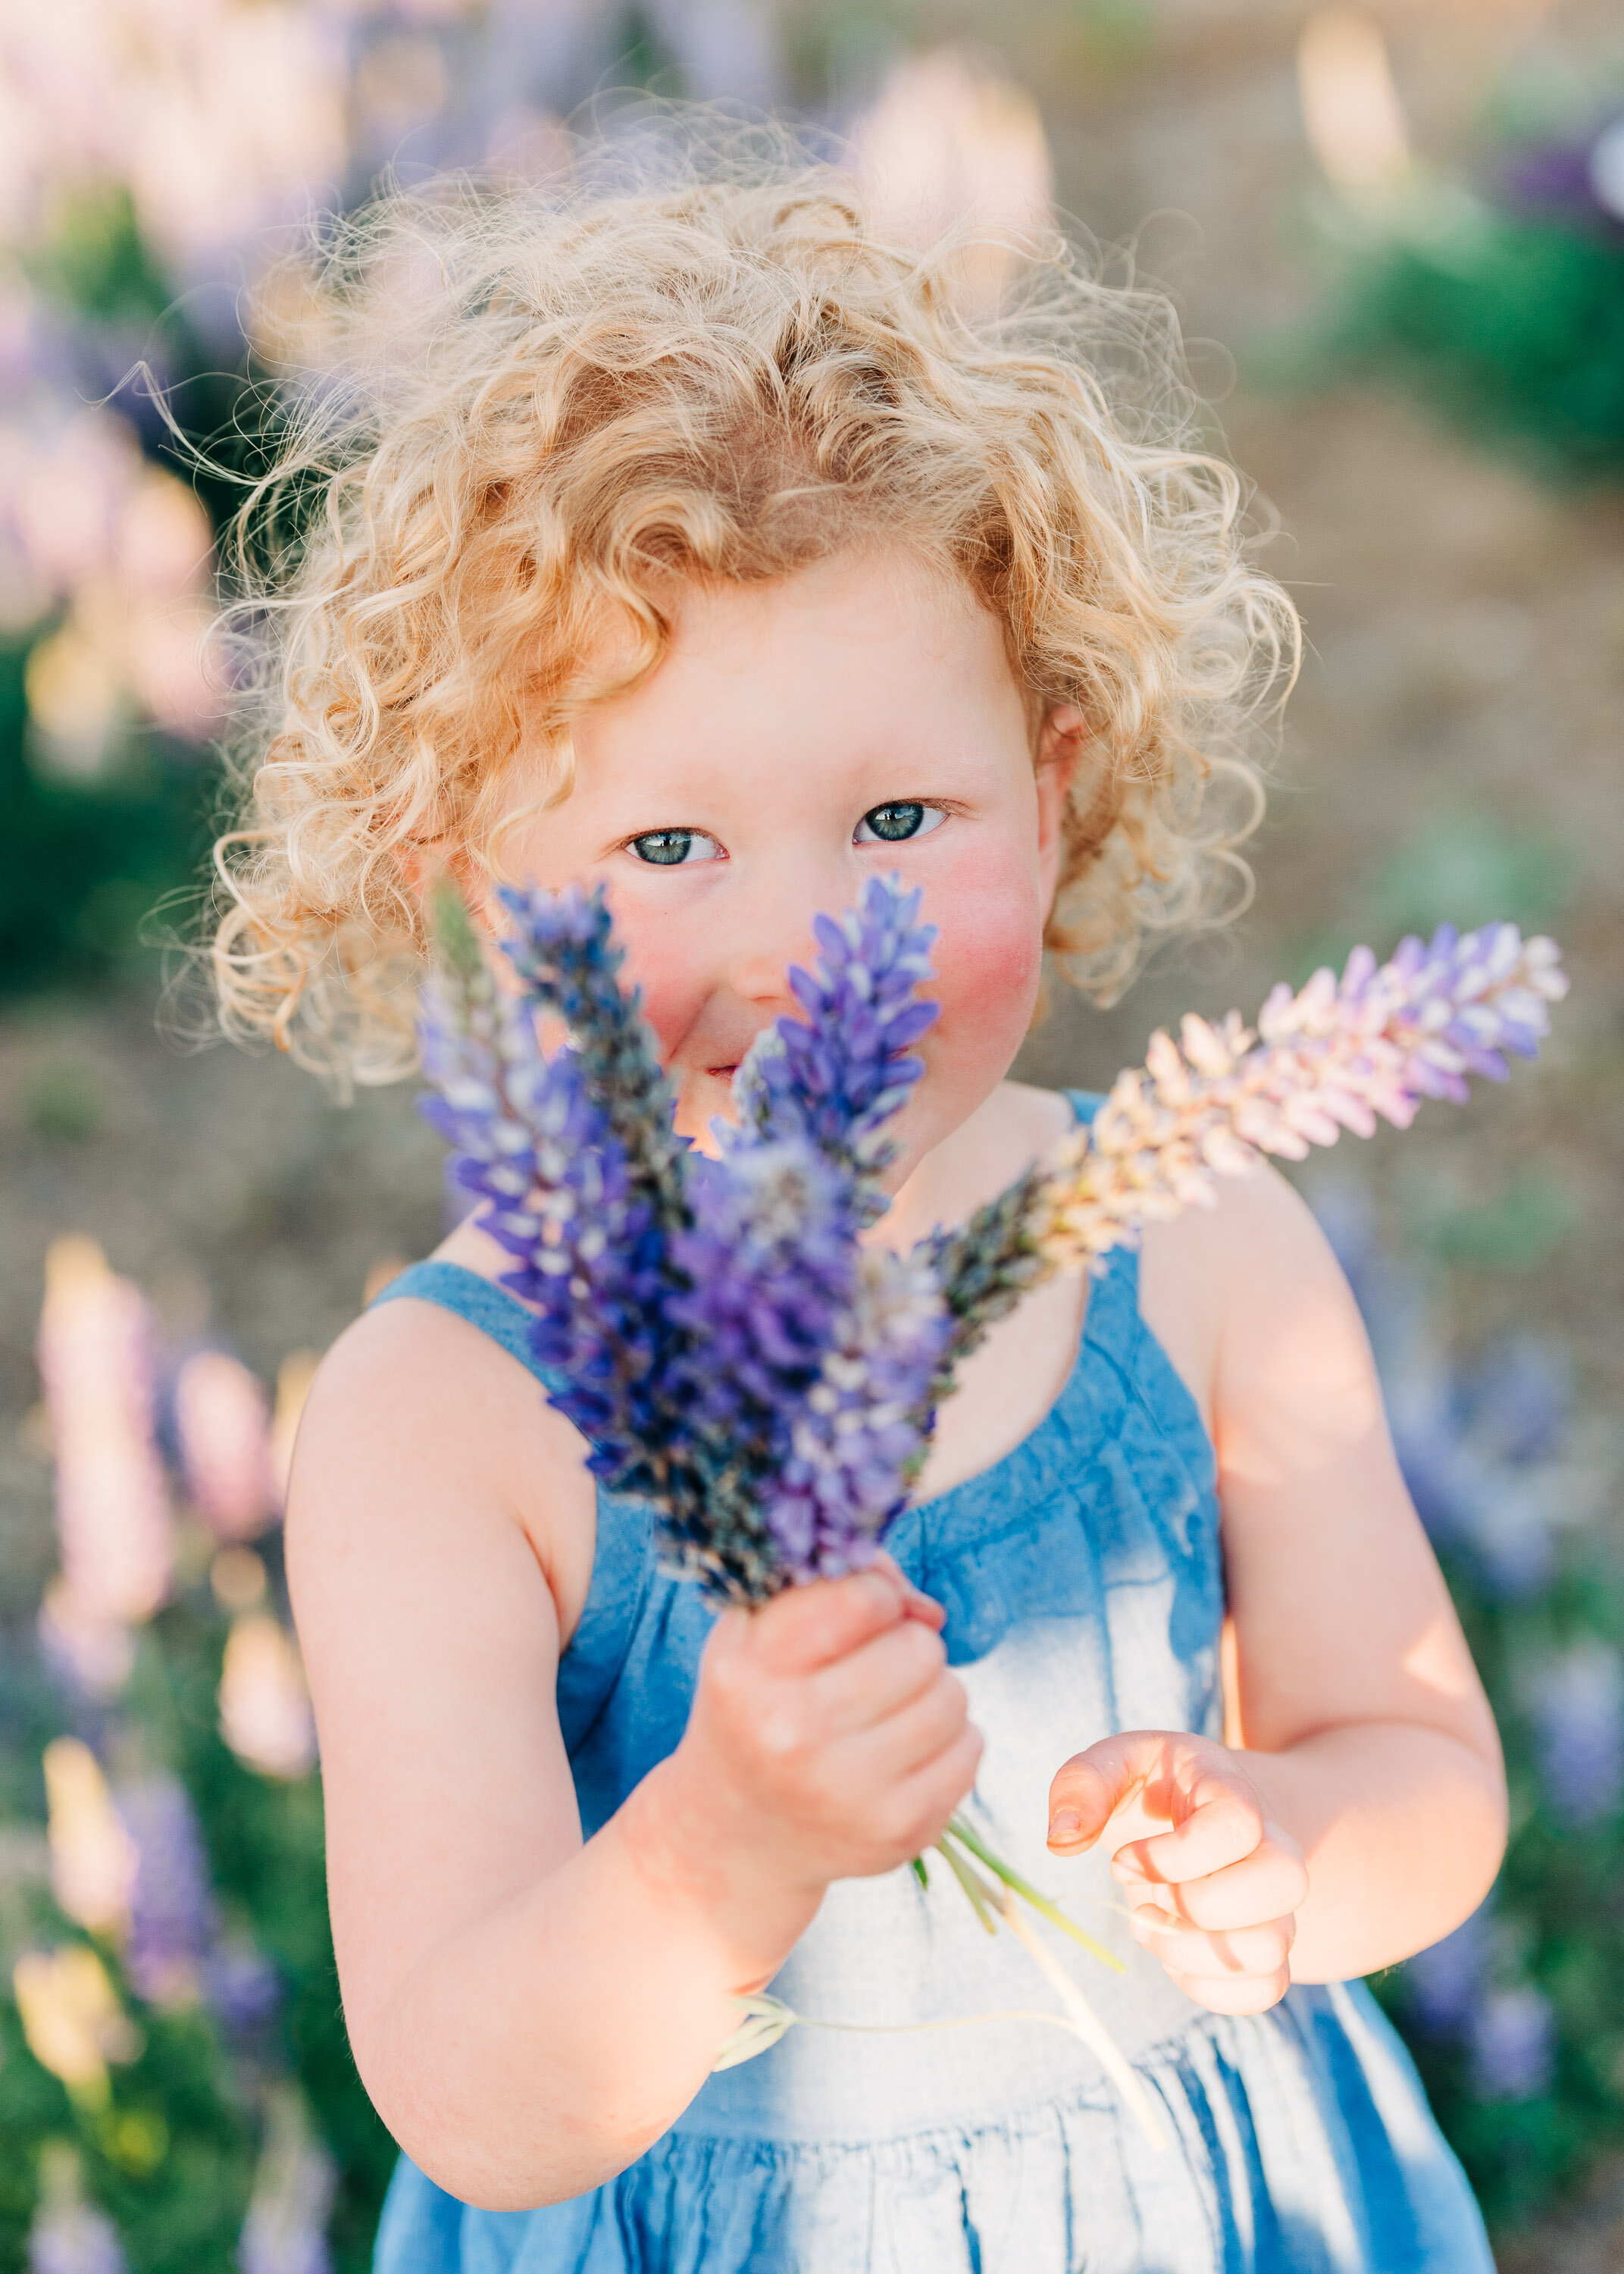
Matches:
[239,2088,338,2274]
[1405,1901,1494,2039]
[114,1773,215,2009]
[1316,1187,1574,1603]
[1532,1643,1624,1830]
[27,2144,127,2274]
[1471,1987,1558,2103]
[11,1214,337,2260]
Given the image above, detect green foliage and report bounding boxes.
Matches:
[0,1566,394,2270]
[1422,1173,1578,1273]
[1283,810,1576,993]
[0,644,218,996]
[1368,816,1575,944]
[1297,201,1624,485]
[1385,1547,1624,2230]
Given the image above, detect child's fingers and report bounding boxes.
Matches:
[1045,1733,1159,1851]
[1162,1963,1293,2018]
[1128,1904,1295,1981]
[1106,1772,1269,1887]
[868,1551,946,1631]
[848,1671,973,1782]
[743,1570,904,1675]
[1116,1831,1308,1931]
[882,1721,986,1856]
[810,1616,950,1737]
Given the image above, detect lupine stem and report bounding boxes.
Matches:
[943,1815,1125,1974]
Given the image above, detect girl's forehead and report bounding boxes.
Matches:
[577,550,1019,745]
[665,547,981,658]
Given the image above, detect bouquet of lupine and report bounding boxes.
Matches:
[419,874,1565,2082]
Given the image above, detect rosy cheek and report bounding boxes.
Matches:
[609,907,707,1065]
[922,851,1044,1057]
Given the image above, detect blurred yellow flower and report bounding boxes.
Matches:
[13,1944,142,2106]
[23,619,124,776]
[42,1738,136,1940]
[220,1614,318,1780]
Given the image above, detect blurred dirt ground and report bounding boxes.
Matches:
[2,1,1620,2260]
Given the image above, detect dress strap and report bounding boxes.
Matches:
[369,1258,565,1392]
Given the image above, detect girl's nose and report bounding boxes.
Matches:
[720,856,846,1007]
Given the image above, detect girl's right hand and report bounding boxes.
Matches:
[638,1561,981,1947]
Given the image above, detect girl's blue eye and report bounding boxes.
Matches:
[854,801,945,845]
[627,828,723,866]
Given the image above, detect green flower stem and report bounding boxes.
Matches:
[941,1815,1126,1975]
[934,1835,1000,1935]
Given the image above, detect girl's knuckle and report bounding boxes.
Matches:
[756,1698,813,1761]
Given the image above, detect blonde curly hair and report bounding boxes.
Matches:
[211,138,1297,1085]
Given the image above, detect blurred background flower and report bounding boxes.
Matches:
[0,1,1619,2266]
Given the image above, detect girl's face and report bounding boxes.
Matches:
[498,549,1079,1180]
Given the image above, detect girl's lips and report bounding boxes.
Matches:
[706,1064,739,1081]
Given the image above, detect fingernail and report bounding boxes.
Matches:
[1047,1809,1081,1842]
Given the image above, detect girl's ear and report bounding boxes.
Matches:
[1034,704,1087,919]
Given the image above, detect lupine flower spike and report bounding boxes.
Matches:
[927,921,1569,1382]
[418,879,1565,2123]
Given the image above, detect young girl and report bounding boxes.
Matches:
[220,155,1508,2271]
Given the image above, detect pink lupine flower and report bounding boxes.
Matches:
[1034,925,1569,1272]
[36,1239,173,1650]
[174,1349,275,1542]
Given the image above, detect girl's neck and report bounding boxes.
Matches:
[865,1079,1074,1254]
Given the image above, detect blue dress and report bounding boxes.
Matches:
[369,1097,1492,2274]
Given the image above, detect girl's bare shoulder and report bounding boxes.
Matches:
[1137,1156,1356,1442]
[287,1268,598,1646]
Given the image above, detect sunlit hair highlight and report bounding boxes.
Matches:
[212,135,1298,1085]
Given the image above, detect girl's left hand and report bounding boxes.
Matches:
[1045,1731,1308,2016]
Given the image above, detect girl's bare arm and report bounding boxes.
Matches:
[1048,1164,1507,2004]
[287,1301,979,2211]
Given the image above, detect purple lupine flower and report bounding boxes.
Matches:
[496,882,688,1232]
[767,1245,950,1578]
[1032,922,1567,1279]
[27,2146,127,2274]
[1405,1901,1492,2038]
[734,875,938,1207]
[418,904,686,1502]
[491,1051,682,1496]
[1458,1338,1569,1467]
[203,1938,282,2039]
[1532,1642,1624,1828]
[418,950,555,1267]
[668,1147,855,1464]
[1469,1985,1556,2102]
[114,1773,215,2009]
